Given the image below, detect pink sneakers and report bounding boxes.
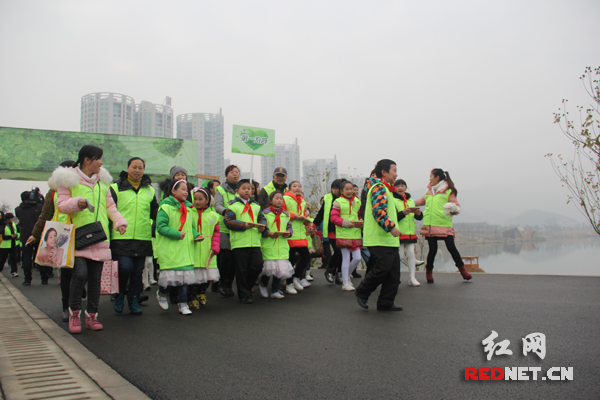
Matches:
[85,311,104,331]
[68,308,81,334]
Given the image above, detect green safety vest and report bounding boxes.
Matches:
[155,203,196,269]
[190,207,219,269]
[228,200,262,249]
[394,196,417,236]
[363,182,399,247]
[0,222,17,249]
[283,192,308,242]
[423,189,453,228]
[216,185,237,234]
[335,197,361,240]
[69,182,110,243]
[110,183,155,241]
[52,191,70,223]
[322,193,333,236]
[261,209,291,260]
[263,181,278,197]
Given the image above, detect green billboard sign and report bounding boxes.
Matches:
[0,127,198,182]
[231,124,275,157]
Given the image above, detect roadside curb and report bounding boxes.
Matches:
[0,275,151,400]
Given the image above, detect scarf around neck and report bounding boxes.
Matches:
[269,205,283,231]
[174,197,188,231]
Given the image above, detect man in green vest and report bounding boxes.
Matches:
[355,159,403,311]
[257,167,288,210]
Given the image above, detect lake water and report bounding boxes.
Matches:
[401,237,600,276]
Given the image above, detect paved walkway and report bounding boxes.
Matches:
[1,269,599,400]
[0,275,150,400]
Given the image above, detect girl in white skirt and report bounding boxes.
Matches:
[259,191,293,299]
[189,187,221,308]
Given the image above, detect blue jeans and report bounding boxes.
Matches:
[117,256,145,299]
[159,285,188,303]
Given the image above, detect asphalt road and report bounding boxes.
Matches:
[3,269,599,400]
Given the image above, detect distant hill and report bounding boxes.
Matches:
[506,209,580,227]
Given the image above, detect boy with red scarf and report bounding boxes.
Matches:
[224,179,266,304]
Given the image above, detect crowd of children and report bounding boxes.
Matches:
[6,148,472,334]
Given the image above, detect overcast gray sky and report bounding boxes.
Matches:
[1,0,599,224]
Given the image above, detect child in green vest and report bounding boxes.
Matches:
[259,191,293,299]
[155,179,203,315]
[393,179,424,287]
[223,179,266,304]
[188,187,221,309]
[331,181,364,291]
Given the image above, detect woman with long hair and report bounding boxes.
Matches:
[52,145,128,333]
[415,169,472,283]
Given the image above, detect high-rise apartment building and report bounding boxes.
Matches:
[302,157,338,206]
[134,101,174,138]
[261,138,301,185]
[176,110,224,177]
[80,92,135,135]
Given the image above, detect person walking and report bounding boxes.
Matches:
[414,169,472,283]
[15,190,45,284]
[393,179,424,287]
[331,180,363,291]
[155,179,202,315]
[110,157,158,315]
[214,165,240,298]
[0,213,19,277]
[53,145,128,333]
[355,159,403,311]
[257,167,288,210]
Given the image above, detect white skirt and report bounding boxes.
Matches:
[262,259,294,279]
[158,269,196,287]
[193,268,220,284]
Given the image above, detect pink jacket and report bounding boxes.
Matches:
[415,181,460,238]
[52,166,127,261]
[210,223,221,254]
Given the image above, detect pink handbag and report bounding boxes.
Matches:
[100,260,119,295]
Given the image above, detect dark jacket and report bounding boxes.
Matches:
[313,191,340,235]
[15,201,43,242]
[110,171,159,258]
[32,189,56,241]
[257,181,288,210]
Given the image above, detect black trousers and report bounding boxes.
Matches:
[217,249,235,288]
[321,240,332,269]
[326,238,343,274]
[355,246,400,309]
[22,244,52,283]
[232,247,263,301]
[0,247,18,274]
[287,246,310,283]
[426,236,464,270]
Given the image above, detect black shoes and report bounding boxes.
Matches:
[239,297,253,304]
[356,295,369,310]
[377,305,403,311]
[352,270,362,278]
[22,281,31,286]
[211,281,220,292]
[138,294,149,304]
[335,273,343,285]
[219,285,235,298]
[41,280,48,285]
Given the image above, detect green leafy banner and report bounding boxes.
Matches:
[0,127,198,182]
[231,124,275,157]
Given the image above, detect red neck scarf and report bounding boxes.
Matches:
[285,190,303,213]
[196,206,206,235]
[242,200,254,222]
[176,198,187,231]
[400,194,408,209]
[341,194,355,216]
[269,205,283,231]
[380,179,397,193]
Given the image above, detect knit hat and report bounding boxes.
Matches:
[170,166,188,181]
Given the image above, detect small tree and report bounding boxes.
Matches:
[547,66,600,235]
